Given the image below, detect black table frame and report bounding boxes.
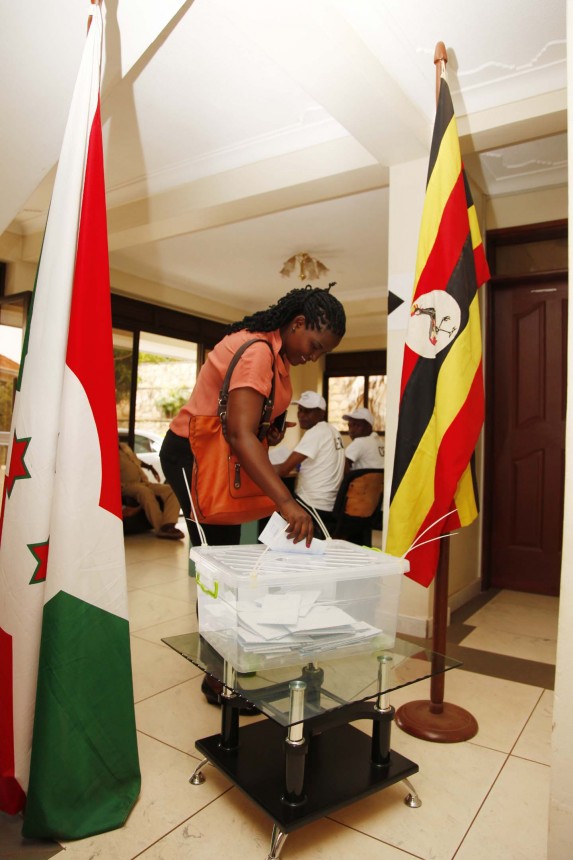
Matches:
[183,656,421,859]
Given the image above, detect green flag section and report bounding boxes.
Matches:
[386,74,489,587]
[0,4,140,836]
[22,594,140,839]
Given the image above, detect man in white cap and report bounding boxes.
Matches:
[343,407,385,472]
[274,391,345,537]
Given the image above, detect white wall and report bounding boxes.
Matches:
[385,158,434,636]
[4,260,37,296]
[547,4,573,853]
[487,185,567,230]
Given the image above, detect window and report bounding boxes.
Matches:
[114,328,198,439]
[324,351,386,433]
[487,219,567,277]
[111,294,227,445]
[0,293,30,469]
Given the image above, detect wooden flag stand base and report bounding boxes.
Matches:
[395,537,479,743]
[394,701,478,743]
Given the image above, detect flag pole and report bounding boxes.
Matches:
[434,40,447,104]
[394,42,479,743]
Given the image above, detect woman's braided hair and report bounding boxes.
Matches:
[227,283,346,336]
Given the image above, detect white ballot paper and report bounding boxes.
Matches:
[258,512,326,554]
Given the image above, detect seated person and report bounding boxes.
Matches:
[274,391,345,538]
[119,441,184,540]
[343,407,385,473]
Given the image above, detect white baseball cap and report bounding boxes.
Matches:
[292,391,327,411]
[342,407,375,426]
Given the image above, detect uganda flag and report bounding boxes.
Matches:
[0,5,140,838]
[385,73,490,587]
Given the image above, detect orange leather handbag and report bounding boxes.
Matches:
[188,339,278,525]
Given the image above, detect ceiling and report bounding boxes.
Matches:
[0,0,567,347]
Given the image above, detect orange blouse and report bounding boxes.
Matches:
[169,328,292,437]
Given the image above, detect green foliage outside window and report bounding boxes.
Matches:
[156,389,189,419]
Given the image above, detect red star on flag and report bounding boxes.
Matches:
[28,541,50,585]
[5,434,31,497]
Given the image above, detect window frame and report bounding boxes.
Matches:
[324,350,386,435]
[111,294,228,444]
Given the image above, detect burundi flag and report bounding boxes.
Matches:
[386,72,490,587]
[0,4,140,839]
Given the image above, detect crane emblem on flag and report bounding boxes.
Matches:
[411,302,457,345]
[407,291,461,358]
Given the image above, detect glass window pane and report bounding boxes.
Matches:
[327,376,365,432]
[135,332,198,439]
[367,375,387,431]
[496,238,567,276]
[0,304,25,469]
[113,328,134,434]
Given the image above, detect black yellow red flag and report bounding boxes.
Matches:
[386,73,490,587]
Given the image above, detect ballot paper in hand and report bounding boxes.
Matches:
[258,511,326,554]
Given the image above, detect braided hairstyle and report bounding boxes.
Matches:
[227,283,346,337]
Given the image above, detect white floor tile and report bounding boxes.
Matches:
[140,576,197,604]
[367,668,543,755]
[454,756,550,860]
[136,786,416,859]
[130,636,200,702]
[513,689,553,765]
[127,588,193,632]
[59,733,231,860]
[135,676,236,755]
[125,560,190,591]
[124,533,190,567]
[459,626,557,664]
[332,730,506,860]
[464,590,559,640]
[131,612,199,645]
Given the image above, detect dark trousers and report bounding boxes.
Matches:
[294,494,336,540]
[159,429,241,547]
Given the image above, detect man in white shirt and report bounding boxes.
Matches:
[274,391,345,537]
[343,407,385,472]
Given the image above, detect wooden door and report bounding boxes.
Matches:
[487,278,567,595]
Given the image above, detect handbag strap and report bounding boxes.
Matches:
[218,338,276,442]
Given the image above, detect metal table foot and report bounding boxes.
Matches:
[189,757,209,785]
[402,776,422,808]
[265,824,288,860]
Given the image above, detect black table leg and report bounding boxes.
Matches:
[371,706,394,766]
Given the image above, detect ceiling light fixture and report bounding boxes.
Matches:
[279,252,329,281]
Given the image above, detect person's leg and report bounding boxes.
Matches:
[161,431,242,546]
[152,483,183,528]
[160,433,247,703]
[122,482,163,531]
[159,429,203,543]
[294,495,336,539]
[202,523,241,545]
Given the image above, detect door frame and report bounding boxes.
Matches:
[482,219,568,589]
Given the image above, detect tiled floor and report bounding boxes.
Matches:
[1,527,557,860]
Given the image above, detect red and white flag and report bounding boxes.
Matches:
[0,4,140,838]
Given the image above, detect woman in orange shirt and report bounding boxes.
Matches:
[160,284,346,548]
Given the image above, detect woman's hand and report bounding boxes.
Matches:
[278,498,314,546]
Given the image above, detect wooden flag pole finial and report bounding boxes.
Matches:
[434,41,448,106]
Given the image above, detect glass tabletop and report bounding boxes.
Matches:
[163,632,462,728]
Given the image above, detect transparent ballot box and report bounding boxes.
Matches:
[191,541,408,672]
